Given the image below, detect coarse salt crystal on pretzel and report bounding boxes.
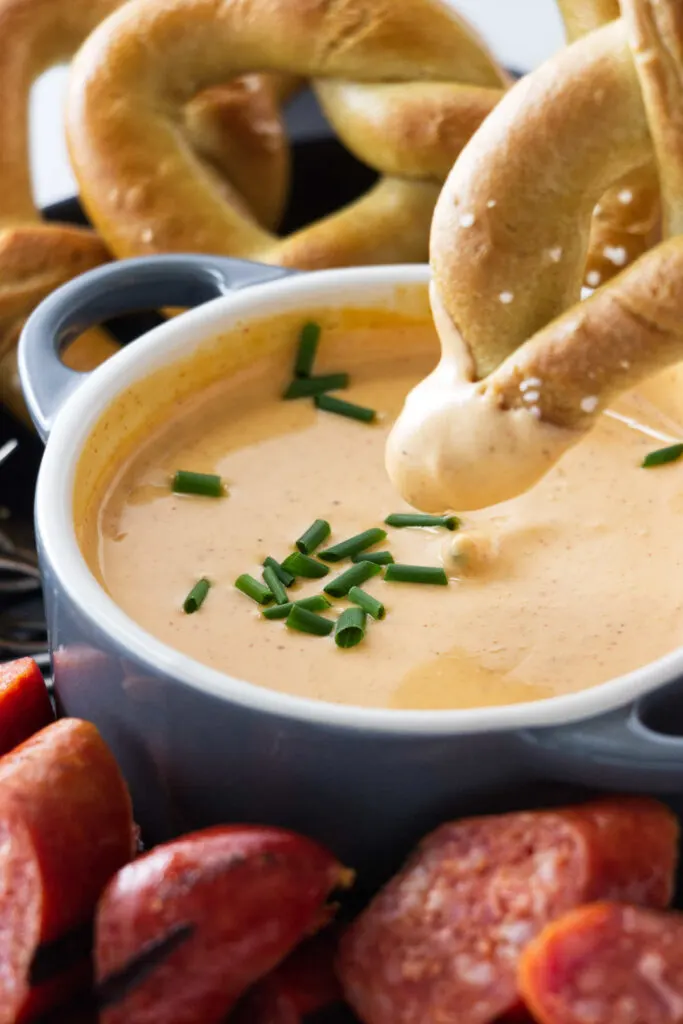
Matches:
[387,0,683,512]
[65,0,507,269]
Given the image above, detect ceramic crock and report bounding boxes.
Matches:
[18,254,683,881]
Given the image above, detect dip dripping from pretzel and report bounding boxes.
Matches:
[387,0,683,512]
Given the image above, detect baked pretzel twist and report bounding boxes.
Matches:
[387,0,683,512]
[65,0,507,270]
[0,0,300,418]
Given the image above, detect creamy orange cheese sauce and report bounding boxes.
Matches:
[81,317,683,710]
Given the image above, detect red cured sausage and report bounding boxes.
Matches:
[0,718,136,1024]
[231,931,344,1024]
[337,798,678,1024]
[519,902,683,1024]
[0,657,54,756]
[96,825,351,1024]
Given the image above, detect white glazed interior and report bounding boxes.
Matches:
[35,265,683,735]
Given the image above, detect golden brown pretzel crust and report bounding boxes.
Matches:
[66,0,507,269]
[557,0,620,41]
[0,0,299,421]
[431,19,650,379]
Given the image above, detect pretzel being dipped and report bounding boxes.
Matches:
[557,0,661,292]
[65,0,508,270]
[387,0,683,513]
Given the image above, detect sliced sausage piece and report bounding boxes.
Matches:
[0,718,136,1024]
[231,931,344,1024]
[337,798,678,1024]
[519,901,683,1024]
[96,826,351,1024]
[0,657,54,756]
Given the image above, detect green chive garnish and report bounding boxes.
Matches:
[286,605,334,637]
[235,574,273,604]
[352,550,394,566]
[385,513,460,531]
[281,552,330,579]
[284,374,349,400]
[183,578,211,613]
[296,519,331,555]
[335,607,367,649]
[263,556,294,588]
[315,394,376,423]
[348,586,385,621]
[263,566,288,605]
[319,528,387,562]
[324,560,382,598]
[262,595,332,620]
[294,322,321,378]
[384,564,448,585]
[173,470,224,497]
[642,443,683,468]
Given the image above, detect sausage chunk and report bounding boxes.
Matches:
[338,798,678,1024]
[519,901,683,1024]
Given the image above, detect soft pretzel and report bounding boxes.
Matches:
[558,0,661,292]
[387,0,683,512]
[0,0,300,422]
[65,0,508,269]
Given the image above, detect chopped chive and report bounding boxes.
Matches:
[235,574,273,604]
[324,560,382,598]
[183,578,211,613]
[263,566,288,605]
[319,528,387,562]
[315,394,376,423]
[263,556,295,588]
[284,374,349,400]
[335,607,367,649]
[286,605,334,637]
[352,550,394,566]
[281,552,330,579]
[294,321,321,378]
[385,513,460,531]
[642,443,683,468]
[384,564,448,586]
[296,519,331,555]
[173,470,224,497]
[262,595,332,620]
[348,586,385,621]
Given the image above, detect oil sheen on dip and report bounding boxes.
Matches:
[80,315,683,711]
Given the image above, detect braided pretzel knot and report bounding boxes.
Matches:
[387,0,683,512]
[65,0,507,270]
[0,0,298,366]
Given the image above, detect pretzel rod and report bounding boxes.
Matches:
[66,0,507,268]
[388,0,683,511]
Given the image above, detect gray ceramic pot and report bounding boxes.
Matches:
[18,254,683,880]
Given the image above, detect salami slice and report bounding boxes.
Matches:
[519,901,683,1024]
[0,657,54,756]
[96,825,350,1024]
[337,798,678,1024]
[0,719,136,1024]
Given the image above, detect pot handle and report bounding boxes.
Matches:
[18,254,294,441]
[518,679,683,791]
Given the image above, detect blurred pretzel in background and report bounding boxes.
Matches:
[65,0,508,269]
[387,0,683,512]
[0,0,298,423]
